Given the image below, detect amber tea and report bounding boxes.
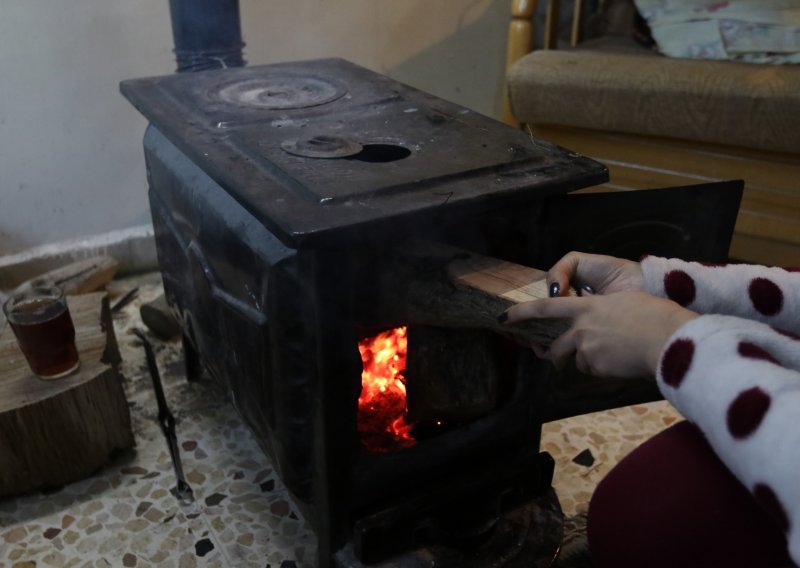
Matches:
[3,286,80,379]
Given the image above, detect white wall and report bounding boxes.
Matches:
[0,0,509,256]
[241,1,509,116]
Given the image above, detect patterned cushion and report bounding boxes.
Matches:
[635,0,800,64]
[507,42,800,153]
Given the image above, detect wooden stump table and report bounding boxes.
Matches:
[0,292,134,498]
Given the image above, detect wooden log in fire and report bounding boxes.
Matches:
[405,325,500,424]
[372,241,574,347]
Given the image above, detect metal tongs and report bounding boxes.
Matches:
[133,328,194,503]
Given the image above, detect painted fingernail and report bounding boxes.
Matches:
[531,342,548,358]
[580,284,595,296]
[549,282,560,297]
[497,311,509,324]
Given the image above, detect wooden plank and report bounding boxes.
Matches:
[372,241,574,347]
[14,256,120,296]
[448,252,552,304]
[730,234,800,268]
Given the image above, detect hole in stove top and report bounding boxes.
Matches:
[348,144,411,163]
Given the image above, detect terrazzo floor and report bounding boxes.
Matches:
[0,274,683,567]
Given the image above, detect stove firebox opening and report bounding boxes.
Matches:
[356,318,518,455]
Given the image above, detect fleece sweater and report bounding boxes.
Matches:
[641,257,800,564]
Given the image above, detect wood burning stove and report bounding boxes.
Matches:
[121,58,742,567]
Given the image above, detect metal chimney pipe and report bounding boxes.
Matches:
[168,0,246,72]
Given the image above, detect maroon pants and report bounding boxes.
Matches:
[587,421,792,567]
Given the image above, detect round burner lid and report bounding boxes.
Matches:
[211,75,346,110]
[280,136,363,159]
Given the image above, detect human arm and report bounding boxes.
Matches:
[503,291,697,376]
[641,257,800,333]
[504,293,800,563]
[546,252,800,334]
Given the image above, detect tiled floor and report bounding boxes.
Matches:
[544,400,682,519]
[0,274,682,567]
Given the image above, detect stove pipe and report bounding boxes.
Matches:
[168,0,246,72]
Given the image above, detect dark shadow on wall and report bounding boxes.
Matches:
[384,0,509,120]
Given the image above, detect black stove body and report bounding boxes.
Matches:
[121,58,741,567]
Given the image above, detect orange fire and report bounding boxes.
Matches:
[357,326,416,452]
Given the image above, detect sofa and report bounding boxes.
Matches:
[504,0,800,266]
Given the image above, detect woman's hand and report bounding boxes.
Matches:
[504,292,698,378]
[547,251,645,297]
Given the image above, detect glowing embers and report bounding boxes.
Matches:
[357,326,416,453]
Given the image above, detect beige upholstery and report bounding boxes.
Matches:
[508,47,800,154]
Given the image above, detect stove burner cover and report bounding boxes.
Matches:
[281,135,363,159]
[212,75,347,109]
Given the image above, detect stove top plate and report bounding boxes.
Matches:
[121,58,608,247]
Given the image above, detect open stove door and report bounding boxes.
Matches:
[535,179,744,421]
[538,179,743,267]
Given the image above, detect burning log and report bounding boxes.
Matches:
[371,241,574,348]
[405,326,500,424]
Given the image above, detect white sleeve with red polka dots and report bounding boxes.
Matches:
[642,257,800,562]
[640,257,800,333]
[656,316,800,564]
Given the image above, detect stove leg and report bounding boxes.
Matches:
[182,333,203,382]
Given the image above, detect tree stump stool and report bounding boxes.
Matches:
[0,292,134,498]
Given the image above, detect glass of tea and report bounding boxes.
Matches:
[3,285,80,379]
